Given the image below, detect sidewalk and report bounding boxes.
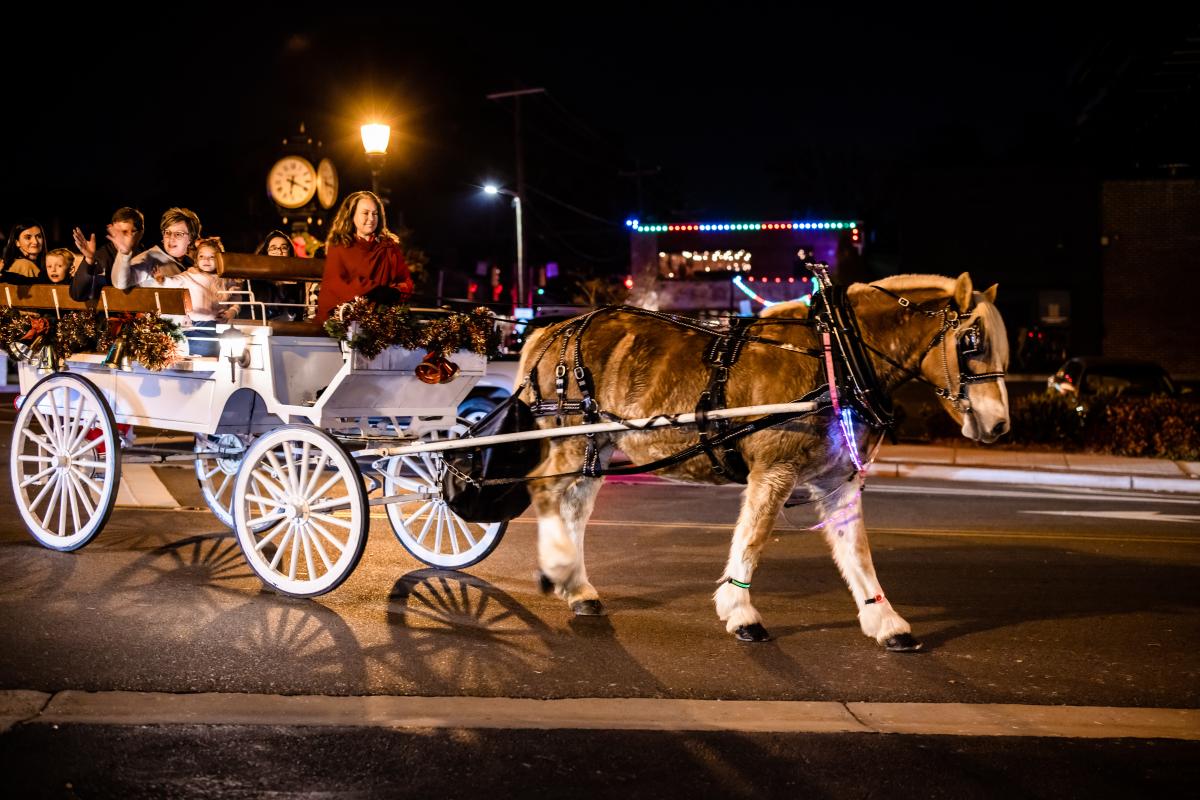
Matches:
[872,443,1200,495]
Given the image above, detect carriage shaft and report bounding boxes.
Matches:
[357,402,818,459]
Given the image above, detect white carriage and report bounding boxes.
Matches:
[6,266,508,598]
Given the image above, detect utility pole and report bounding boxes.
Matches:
[618,161,661,219]
[487,87,545,307]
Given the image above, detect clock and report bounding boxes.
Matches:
[317,158,339,209]
[267,155,317,209]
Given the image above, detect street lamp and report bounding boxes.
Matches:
[360,123,390,196]
[483,184,526,307]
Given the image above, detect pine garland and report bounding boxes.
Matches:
[324,300,494,361]
[0,309,183,371]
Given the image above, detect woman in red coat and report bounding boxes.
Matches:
[316,191,414,321]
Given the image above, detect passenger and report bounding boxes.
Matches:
[315,191,413,322]
[248,229,304,321]
[1,220,48,284]
[112,207,200,290]
[44,248,74,285]
[70,206,146,300]
[150,236,238,357]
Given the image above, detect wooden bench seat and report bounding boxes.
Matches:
[0,284,189,315]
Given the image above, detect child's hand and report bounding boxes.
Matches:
[151,265,165,284]
[72,228,97,262]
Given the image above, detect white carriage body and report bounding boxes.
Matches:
[17,324,487,439]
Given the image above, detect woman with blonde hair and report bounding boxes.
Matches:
[315,191,413,321]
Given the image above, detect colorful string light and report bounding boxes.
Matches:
[628,219,860,234]
[731,275,815,308]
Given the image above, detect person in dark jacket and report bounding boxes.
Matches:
[247,229,305,321]
[70,207,146,300]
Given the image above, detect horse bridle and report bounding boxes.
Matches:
[868,286,1005,416]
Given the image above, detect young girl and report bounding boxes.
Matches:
[154,236,238,356]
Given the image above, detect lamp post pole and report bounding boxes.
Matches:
[484,185,525,308]
[486,87,544,308]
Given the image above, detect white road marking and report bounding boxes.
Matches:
[868,483,1200,506]
[1021,510,1200,525]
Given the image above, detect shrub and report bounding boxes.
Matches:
[1007,392,1200,459]
[1008,392,1084,448]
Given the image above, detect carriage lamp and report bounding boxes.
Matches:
[361,123,391,196]
[219,327,251,380]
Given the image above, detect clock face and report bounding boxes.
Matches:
[317,158,339,209]
[267,156,317,209]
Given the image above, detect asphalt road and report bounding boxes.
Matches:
[1,416,1197,796]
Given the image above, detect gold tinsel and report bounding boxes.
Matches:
[325,301,494,361]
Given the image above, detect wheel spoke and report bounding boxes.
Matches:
[213,471,234,506]
[452,511,478,549]
[306,497,351,513]
[19,466,57,488]
[17,455,55,463]
[40,476,65,528]
[69,436,104,459]
[401,455,433,484]
[254,519,291,552]
[303,452,329,497]
[66,470,96,519]
[30,409,57,450]
[202,463,223,481]
[57,469,69,538]
[69,467,105,498]
[308,518,346,554]
[307,470,347,506]
[268,524,295,570]
[301,525,316,578]
[28,472,59,513]
[288,524,301,580]
[309,511,353,529]
[297,442,311,497]
[264,450,291,494]
[308,523,335,571]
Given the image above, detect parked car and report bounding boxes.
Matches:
[458,310,588,423]
[1046,357,1179,408]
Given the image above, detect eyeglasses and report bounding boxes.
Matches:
[266,245,290,255]
[163,231,191,241]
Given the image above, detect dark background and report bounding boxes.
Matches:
[4,8,1197,333]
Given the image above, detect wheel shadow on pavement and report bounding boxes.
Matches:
[370,568,670,697]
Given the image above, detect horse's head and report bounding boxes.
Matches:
[920,273,1010,443]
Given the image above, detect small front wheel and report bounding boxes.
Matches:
[232,425,368,597]
[383,448,507,569]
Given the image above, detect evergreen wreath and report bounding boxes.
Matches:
[324,299,494,361]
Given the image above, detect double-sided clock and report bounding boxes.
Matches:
[267,155,317,209]
[317,158,339,209]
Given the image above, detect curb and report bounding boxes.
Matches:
[2,690,1198,741]
[873,463,1200,495]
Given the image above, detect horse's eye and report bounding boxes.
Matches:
[960,326,982,356]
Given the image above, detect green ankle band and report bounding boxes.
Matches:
[727,578,751,589]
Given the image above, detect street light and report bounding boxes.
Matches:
[360,123,390,196]
[483,184,525,307]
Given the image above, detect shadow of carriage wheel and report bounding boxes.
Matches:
[93,531,260,623]
[368,568,562,694]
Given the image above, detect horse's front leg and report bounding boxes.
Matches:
[713,466,794,642]
[816,482,922,652]
[530,466,606,616]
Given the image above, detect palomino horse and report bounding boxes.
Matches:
[517,273,1009,650]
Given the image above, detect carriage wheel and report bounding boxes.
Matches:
[231,425,368,597]
[194,433,251,529]
[383,445,507,570]
[10,372,121,551]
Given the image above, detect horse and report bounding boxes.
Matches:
[516,272,1009,651]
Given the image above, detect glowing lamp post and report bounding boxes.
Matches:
[483,184,526,307]
[360,123,391,196]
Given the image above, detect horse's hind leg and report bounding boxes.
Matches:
[713,466,795,642]
[816,482,921,652]
[529,470,606,616]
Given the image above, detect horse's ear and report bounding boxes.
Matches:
[953,272,974,311]
[982,283,998,304]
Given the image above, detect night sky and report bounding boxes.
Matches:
[2,9,1183,286]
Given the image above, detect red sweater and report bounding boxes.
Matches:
[316,235,414,321]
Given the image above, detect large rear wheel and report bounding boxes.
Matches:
[10,373,121,551]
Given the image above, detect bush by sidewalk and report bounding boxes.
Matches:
[1008,393,1200,460]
